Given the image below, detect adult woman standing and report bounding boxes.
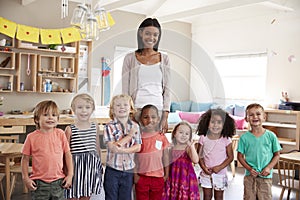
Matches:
[122,18,171,133]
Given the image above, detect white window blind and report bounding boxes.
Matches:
[214,53,267,101]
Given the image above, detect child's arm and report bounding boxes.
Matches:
[260,151,280,176]
[21,155,37,191]
[65,126,72,144]
[186,140,199,163]
[237,152,260,177]
[211,143,234,174]
[95,124,102,157]
[198,144,211,175]
[62,151,73,189]
[163,147,170,181]
[115,126,138,146]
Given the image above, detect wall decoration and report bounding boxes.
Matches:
[101,57,111,105]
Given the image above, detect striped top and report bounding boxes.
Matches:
[70,123,97,154]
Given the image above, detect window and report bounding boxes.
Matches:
[214,53,267,101]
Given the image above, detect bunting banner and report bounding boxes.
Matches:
[16,24,39,43]
[107,12,115,27]
[40,28,62,44]
[61,27,82,44]
[0,17,17,38]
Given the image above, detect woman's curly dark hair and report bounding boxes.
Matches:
[195,108,236,138]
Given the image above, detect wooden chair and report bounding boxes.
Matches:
[277,156,300,200]
[0,135,31,194]
[0,173,5,200]
[230,135,240,177]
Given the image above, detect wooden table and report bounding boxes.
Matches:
[0,143,23,200]
[280,152,300,161]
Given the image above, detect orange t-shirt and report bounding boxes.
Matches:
[136,132,170,177]
[22,128,70,183]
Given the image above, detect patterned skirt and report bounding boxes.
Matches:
[65,151,103,198]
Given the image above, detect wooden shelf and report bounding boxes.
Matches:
[0,74,13,92]
[0,51,15,70]
[16,53,37,92]
[264,109,300,152]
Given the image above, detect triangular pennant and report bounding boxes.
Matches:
[0,17,17,38]
[107,12,115,27]
[40,29,62,44]
[16,24,39,43]
[61,27,82,43]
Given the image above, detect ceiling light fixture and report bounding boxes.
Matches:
[70,0,112,40]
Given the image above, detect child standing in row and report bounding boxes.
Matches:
[196,108,236,200]
[237,103,281,200]
[21,100,73,199]
[104,94,142,200]
[64,93,103,200]
[134,104,170,200]
[163,121,200,200]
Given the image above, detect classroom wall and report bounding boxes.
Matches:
[190,0,300,107]
[0,0,192,112]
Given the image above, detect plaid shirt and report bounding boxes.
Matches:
[104,119,142,171]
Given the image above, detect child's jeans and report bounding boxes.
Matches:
[104,166,133,200]
[244,175,272,200]
[31,178,64,200]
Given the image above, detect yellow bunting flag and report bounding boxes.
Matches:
[16,24,39,43]
[40,29,62,44]
[107,12,115,27]
[0,17,17,38]
[61,27,82,43]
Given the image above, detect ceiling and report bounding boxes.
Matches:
[21,0,296,24]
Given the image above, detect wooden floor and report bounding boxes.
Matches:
[7,166,298,200]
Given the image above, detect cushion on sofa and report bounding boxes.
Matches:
[170,101,192,112]
[168,112,182,124]
[178,111,204,124]
[234,104,246,117]
[190,102,214,112]
[230,114,247,129]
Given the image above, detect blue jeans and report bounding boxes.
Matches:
[104,166,133,200]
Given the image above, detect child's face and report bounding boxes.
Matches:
[246,106,265,126]
[140,108,160,132]
[208,114,224,135]
[174,125,191,145]
[38,109,58,130]
[113,98,131,119]
[73,98,94,122]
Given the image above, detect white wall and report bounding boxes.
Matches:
[191,0,300,107]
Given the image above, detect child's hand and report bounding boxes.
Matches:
[24,177,37,191]
[129,127,137,137]
[211,165,222,174]
[203,167,212,175]
[249,168,260,177]
[111,142,122,153]
[134,174,140,184]
[62,175,73,189]
[260,166,271,177]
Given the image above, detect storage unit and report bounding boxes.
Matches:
[263,109,300,153]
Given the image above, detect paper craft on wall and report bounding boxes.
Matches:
[101,57,111,105]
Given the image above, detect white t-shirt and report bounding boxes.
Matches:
[135,63,163,110]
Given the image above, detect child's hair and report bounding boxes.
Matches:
[71,93,95,112]
[33,100,60,129]
[245,103,264,118]
[196,108,235,138]
[171,121,193,145]
[140,104,159,117]
[109,94,135,119]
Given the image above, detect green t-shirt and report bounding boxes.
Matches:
[237,129,282,178]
